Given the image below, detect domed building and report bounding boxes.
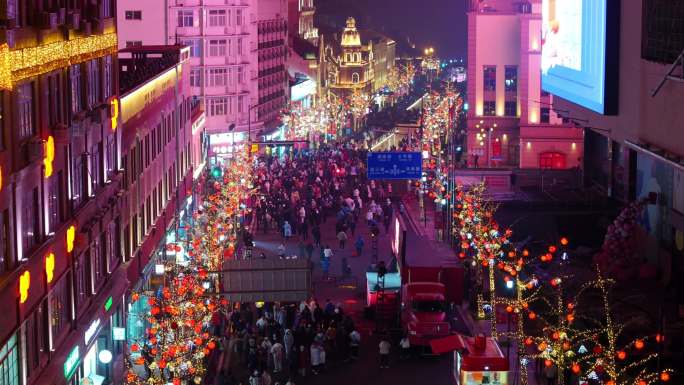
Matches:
[319,17,375,98]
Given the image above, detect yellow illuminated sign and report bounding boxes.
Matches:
[44,135,55,178]
[19,270,30,304]
[66,225,76,253]
[251,144,259,153]
[45,252,55,284]
[110,99,119,131]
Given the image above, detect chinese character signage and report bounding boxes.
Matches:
[367,152,422,180]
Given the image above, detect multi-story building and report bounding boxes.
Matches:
[366,32,396,93]
[117,45,205,357]
[465,0,583,169]
[548,0,684,274]
[287,0,318,45]
[320,17,374,99]
[0,1,125,385]
[257,0,288,129]
[117,0,278,140]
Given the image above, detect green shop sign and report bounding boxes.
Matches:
[64,346,79,379]
[104,296,113,312]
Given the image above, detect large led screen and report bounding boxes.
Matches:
[541,0,618,115]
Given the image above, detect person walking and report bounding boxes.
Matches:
[354,236,364,257]
[379,336,391,369]
[337,230,348,249]
[399,334,411,360]
[283,221,292,239]
[298,345,309,377]
[271,341,284,373]
[305,242,314,260]
[349,328,361,360]
[312,225,321,247]
[277,243,286,259]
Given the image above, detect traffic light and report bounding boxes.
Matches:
[211,166,222,179]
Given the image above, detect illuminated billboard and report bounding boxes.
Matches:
[541,0,619,115]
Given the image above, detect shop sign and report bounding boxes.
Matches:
[64,346,80,378]
[104,296,113,312]
[84,318,101,345]
[112,327,126,341]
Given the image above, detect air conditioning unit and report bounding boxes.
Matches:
[27,139,45,162]
[67,11,80,29]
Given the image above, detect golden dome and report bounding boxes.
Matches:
[341,17,361,47]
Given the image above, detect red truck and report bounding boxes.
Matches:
[369,215,464,347]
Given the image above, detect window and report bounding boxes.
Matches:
[18,82,34,139]
[352,72,360,83]
[505,101,517,117]
[237,66,244,84]
[70,64,83,114]
[209,9,226,26]
[48,172,64,234]
[49,272,71,342]
[23,302,47,378]
[539,152,567,169]
[236,9,242,26]
[483,101,496,116]
[182,39,201,57]
[86,59,100,107]
[642,0,684,63]
[125,41,142,48]
[102,0,112,18]
[190,68,202,87]
[208,68,227,87]
[103,55,113,98]
[483,66,496,91]
[74,252,88,310]
[91,234,106,292]
[0,210,10,274]
[71,152,84,207]
[209,39,227,57]
[238,96,244,113]
[237,38,243,55]
[107,220,120,272]
[47,74,63,128]
[209,98,228,116]
[106,135,116,177]
[0,333,19,385]
[21,188,38,255]
[125,10,141,20]
[90,143,102,194]
[541,107,550,124]
[177,10,194,27]
[504,66,517,92]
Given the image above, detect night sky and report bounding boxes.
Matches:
[315,0,467,58]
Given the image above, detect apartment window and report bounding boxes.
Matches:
[125,10,142,20]
[541,107,550,124]
[107,221,120,272]
[182,39,202,57]
[48,172,64,233]
[208,68,227,87]
[236,9,242,26]
[238,95,244,113]
[209,39,227,57]
[209,9,227,26]
[237,67,244,84]
[49,272,71,341]
[103,55,113,98]
[237,38,243,55]
[74,252,89,311]
[0,333,19,385]
[483,101,496,116]
[91,235,106,292]
[23,302,47,378]
[642,0,684,63]
[70,64,83,114]
[22,188,39,255]
[0,210,9,274]
[190,68,202,87]
[102,0,112,18]
[87,59,101,107]
[504,66,517,92]
[125,41,143,48]
[209,98,228,116]
[483,66,496,91]
[71,152,84,207]
[106,135,116,177]
[177,10,194,27]
[504,101,517,117]
[18,82,34,139]
[47,74,63,127]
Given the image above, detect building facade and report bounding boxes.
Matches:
[466,0,583,169]
[117,0,284,138]
[287,0,318,45]
[550,0,684,278]
[257,0,288,129]
[368,33,396,93]
[320,17,374,99]
[0,1,125,384]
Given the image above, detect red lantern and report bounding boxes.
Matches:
[617,351,626,360]
[661,372,671,382]
[634,339,644,350]
[593,345,603,355]
[194,337,203,345]
[130,343,140,352]
[544,359,553,367]
[131,293,140,303]
[528,312,537,320]
[150,307,160,316]
[208,341,216,350]
[571,363,580,374]
[173,378,181,385]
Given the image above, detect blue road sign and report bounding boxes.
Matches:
[367,152,422,180]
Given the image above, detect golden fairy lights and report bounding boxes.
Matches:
[0,33,117,90]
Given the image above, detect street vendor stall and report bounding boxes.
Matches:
[431,334,509,385]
